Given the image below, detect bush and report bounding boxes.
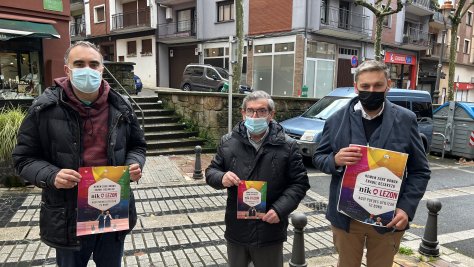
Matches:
[0,107,26,186]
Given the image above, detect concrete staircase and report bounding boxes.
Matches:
[131,96,209,156]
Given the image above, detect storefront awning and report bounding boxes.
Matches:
[0,19,60,41]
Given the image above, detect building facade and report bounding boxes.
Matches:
[0,0,70,99]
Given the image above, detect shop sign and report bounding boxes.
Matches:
[455,82,474,91]
[43,0,63,12]
[384,52,416,65]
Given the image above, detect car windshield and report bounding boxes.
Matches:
[215,67,229,79]
[302,96,351,120]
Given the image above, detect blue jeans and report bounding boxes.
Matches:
[56,232,124,267]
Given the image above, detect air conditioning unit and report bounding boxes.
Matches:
[425,49,432,56]
[165,7,173,20]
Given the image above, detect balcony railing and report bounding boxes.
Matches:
[157,19,197,39]
[320,5,370,34]
[112,8,151,31]
[430,43,450,60]
[70,21,85,37]
[431,12,452,28]
[411,0,433,10]
[403,27,431,46]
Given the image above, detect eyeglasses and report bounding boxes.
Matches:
[245,108,269,117]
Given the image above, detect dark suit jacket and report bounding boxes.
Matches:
[313,97,431,233]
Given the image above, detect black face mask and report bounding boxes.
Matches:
[358,91,386,111]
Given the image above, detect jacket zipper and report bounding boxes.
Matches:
[107,112,123,166]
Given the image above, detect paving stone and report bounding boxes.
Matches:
[140,214,191,228]
[0,226,29,241]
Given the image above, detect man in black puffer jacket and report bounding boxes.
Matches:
[206,91,310,267]
[12,41,146,267]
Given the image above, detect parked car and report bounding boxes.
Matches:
[134,74,143,95]
[281,87,434,158]
[180,63,252,94]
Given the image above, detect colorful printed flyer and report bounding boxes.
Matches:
[237,180,267,219]
[337,145,408,227]
[77,166,130,236]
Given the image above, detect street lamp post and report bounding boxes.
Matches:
[434,1,453,104]
[434,29,446,104]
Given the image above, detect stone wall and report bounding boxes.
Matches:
[156,89,319,145]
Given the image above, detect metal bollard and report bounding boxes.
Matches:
[419,199,442,257]
[289,213,307,267]
[192,145,203,179]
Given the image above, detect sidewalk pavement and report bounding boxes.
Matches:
[0,154,473,267]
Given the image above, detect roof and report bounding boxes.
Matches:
[433,102,474,119]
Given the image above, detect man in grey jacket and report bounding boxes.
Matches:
[313,60,430,267]
[206,91,310,267]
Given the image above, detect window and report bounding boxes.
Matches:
[467,11,473,26]
[381,5,391,27]
[127,41,137,56]
[217,1,234,22]
[464,39,470,54]
[118,56,125,62]
[457,36,460,51]
[254,44,272,54]
[339,47,358,56]
[192,67,204,77]
[141,39,152,56]
[206,68,219,79]
[177,9,192,32]
[94,5,105,23]
[275,43,294,52]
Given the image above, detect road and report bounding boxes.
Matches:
[305,154,474,258]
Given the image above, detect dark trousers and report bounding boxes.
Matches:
[56,232,124,267]
[227,241,283,267]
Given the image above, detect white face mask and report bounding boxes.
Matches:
[69,67,102,93]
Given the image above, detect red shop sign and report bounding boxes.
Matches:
[384,52,416,65]
[455,82,474,91]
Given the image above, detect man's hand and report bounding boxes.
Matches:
[129,163,142,182]
[222,171,240,187]
[386,208,409,230]
[262,209,280,224]
[335,146,362,167]
[54,169,81,189]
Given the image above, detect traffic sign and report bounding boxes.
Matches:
[351,56,358,67]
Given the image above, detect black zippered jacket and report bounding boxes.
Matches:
[12,85,146,250]
[205,121,310,247]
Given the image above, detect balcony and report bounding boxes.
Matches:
[70,21,86,41]
[405,0,435,16]
[111,8,151,32]
[401,27,431,50]
[423,43,450,61]
[319,5,371,40]
[156,0,193,5]
[70,0,84,12]
[157,19,197,44]
[430,12,452,30]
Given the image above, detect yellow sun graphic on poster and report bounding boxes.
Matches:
[367,148,408,178]
[92,166,128,182]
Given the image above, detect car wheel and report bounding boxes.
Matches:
[182,84,191,91]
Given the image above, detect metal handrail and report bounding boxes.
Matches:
[103,66,145,132]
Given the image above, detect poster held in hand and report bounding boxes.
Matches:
[337,145,408,227]
[77,166,130,236]
[237,180,267,219]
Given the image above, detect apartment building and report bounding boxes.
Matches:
[72,0,158,87]
[71,0,474,100]
[0,0,70,99]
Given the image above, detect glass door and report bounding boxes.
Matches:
[305,59,335,98]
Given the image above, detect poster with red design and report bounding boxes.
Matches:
[337,145,408,227]
[237,180,267,219]
[77,166,130,236]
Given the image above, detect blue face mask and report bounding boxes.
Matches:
[244,116,269,135]
[70,67,102,93]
